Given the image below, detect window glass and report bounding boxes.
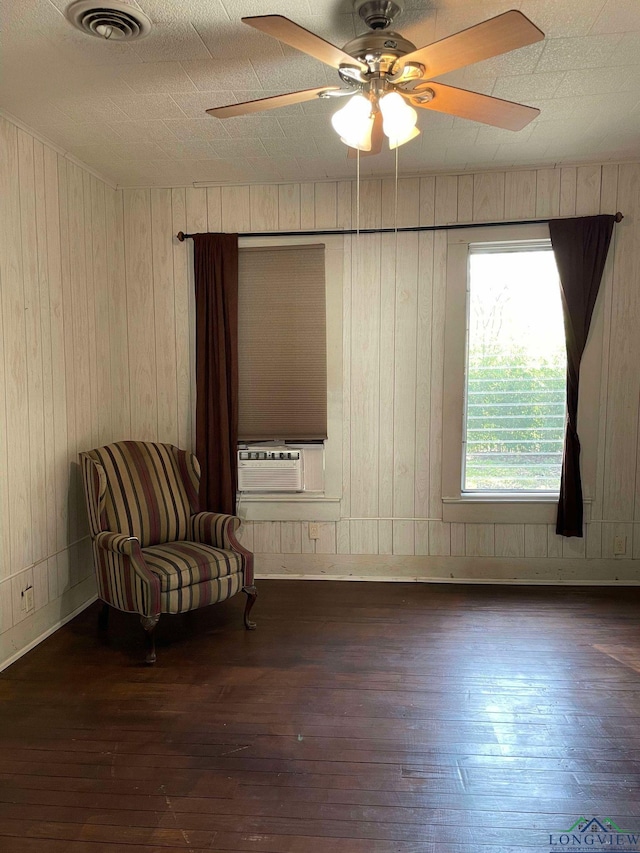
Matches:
[463,243,566,493]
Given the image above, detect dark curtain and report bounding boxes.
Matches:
[193,233,239,515]
[549,214,616,537]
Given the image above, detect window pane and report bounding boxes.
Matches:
[464,247,566,492]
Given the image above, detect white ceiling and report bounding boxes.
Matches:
[2,0,639,187]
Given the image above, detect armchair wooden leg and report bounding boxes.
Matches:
[140,614,160,665]
[98,602,110,633]
[242,585,258,630]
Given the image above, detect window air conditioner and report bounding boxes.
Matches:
[237,447,303,492]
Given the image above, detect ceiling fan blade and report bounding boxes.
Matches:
[243,15,367,72]
[207,87,341,118]
[348,111,384,158]
[412,82,539,130]
[394,10,544,79]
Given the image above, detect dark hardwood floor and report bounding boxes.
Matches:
[1,580,640,852]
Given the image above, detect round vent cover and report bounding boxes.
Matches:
[65,0,152,40]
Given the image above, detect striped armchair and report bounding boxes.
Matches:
[80,441,256,663]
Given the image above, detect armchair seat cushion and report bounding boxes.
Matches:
[142,541,242,592]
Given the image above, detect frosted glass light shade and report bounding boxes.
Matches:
[331,95,374,150]
[379,91,419,148]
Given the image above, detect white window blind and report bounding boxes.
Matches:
[238,244,327,442]
[463,242,567,492]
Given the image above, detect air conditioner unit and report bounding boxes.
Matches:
[238,447,303,492]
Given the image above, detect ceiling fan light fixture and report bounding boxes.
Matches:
[379,91,418,147]
[331,95,374,150]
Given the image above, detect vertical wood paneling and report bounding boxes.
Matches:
[18,130,46,566]
[314,182,337,230]
[250,185,278,231]
[525,524,548,558]
[393,232,418,523]
[33,141,57,557]
[504,171,536,219]
[186,188,207,449]
[300,183,315,229]
[575,165,602,215]
[280,522,302,554]
[151,188,179,445]
[337,181,352,229]
[414,177,435,524]
[278,184,300,230]
[457,174,473,222]
[559,167,577,216]
[604,165,640,522]
[350,232,381,518]
[378,232,395,523]
[465,524,494,557]
[429,521,450,556]
[473,172,505,221]
[340,232,353,526]
[206,187,222,232]
[43,148,68,551]
[350,520,378,555]
[91,177,112,446]
[393,520,415,555]
[171,188,190,449]
[0,115,125,659]
[535,168,560,218]
[83,169,99,450]
[67,163,91,461]
[221,185,250,232]
[1,118,31,571]
[124,189,157,440]
[316,522,336,555]
[495,524,525,557]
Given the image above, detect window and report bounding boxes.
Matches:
[442,222,603,525]
[234,234,344,521]
[463,241,566,494]
[238,244,327,442]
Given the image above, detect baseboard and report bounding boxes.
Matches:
[254,553,640,584]
[0,582,98,672]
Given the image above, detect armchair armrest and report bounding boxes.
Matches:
[191,512,254,587]
[95,531,142,556]
[92,531,160,617]
[191,512,240,550]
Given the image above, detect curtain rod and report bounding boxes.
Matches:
[176,211,623,242]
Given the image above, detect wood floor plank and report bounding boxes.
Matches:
[1,581,640,851]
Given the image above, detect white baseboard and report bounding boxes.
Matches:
[254,553,640,584]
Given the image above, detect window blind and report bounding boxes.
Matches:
[238,244,327,442]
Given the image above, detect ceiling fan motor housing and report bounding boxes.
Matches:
[342,30,417,74]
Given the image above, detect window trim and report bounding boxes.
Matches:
[442,224,597,525]
[235,234,343,521]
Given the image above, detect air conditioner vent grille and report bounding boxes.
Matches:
[65,0,152,41]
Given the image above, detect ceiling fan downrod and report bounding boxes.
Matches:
[356,0,403,31]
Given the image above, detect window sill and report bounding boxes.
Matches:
[236,494,341,522]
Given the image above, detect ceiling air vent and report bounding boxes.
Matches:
[65,0,152,41]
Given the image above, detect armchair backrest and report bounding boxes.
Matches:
[81,441,200,547]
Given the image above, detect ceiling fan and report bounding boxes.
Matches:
[206,1,545,155]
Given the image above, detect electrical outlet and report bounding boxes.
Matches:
[613,535,626,556]
[22,585,34,612]
[308,522,319,540]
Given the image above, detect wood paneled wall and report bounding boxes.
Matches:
[117,164,640,578]
[2,105,639,667]
[0,115,126,665]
